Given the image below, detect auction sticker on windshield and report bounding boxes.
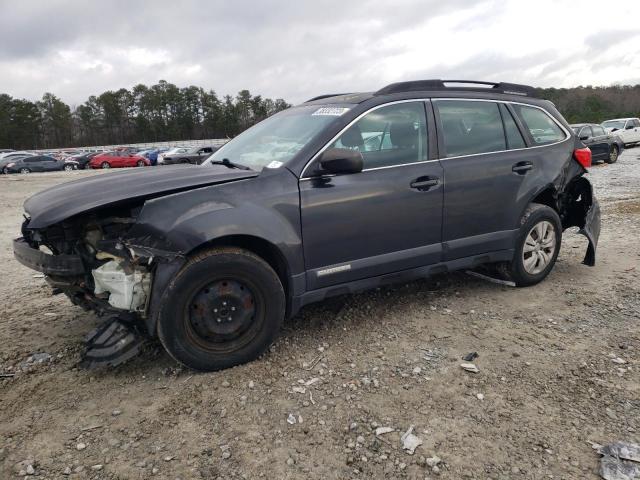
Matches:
[312,107,350,116]
[266,161,284,169]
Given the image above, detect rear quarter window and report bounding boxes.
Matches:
[513,104,567,145]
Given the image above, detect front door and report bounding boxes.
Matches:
[300,101,443,290]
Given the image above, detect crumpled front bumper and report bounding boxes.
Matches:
[13,237,85,276]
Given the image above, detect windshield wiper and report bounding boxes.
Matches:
[210,158,252,170]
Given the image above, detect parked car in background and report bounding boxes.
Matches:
[571,123,624,163]
[157,147,189,165]
[0,149,15,154]
[1,154,32,174]
[12,79,601,371]
[89,151,150,169]
[71,152,101,169]
[137,148,167,166]
[160,145,218,165]
[601,118,640,146]
[0,150,35,160]
[4,155,76,173]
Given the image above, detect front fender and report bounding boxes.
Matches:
[124,170,304,272]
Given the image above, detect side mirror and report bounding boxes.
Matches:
[580,135,589,141]
[626,125,634,130]
[318,148,363,175]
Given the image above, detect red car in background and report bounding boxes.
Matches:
[89,151,150,169]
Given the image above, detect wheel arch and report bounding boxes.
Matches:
[187,234,292,303]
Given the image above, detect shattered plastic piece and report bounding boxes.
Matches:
[600,442,640,463]
[81,317,146,369]
[286,413,297,425]
[401,425,423,454]
[292,386,306,394]
[600,455,640,480]
[598,441,640,480]
[375,427,395,436]
[460,363,479,373]
[462,352,479,362]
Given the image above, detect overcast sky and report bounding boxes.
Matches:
[1,0,639,107]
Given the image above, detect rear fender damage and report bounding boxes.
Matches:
[557,176,601,266]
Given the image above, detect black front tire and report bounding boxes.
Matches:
[157,247,285,371]
[509,203,562,287]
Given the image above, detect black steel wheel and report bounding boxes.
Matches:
[157,247,285,371]
[606,145,618,164]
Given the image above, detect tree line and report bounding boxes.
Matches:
[537,84,640,124]
[0,80,290,150]
[1,82,640,150]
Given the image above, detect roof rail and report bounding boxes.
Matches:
[305,93,352,102]
[375,80,537,97]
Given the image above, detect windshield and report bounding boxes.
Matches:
[602,120,625,129]
[204,105,350,171]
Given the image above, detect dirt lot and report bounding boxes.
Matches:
[1,152,639,480]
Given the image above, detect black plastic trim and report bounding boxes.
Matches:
[13,237,85,276]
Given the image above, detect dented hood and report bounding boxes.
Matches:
[24,165,258,228]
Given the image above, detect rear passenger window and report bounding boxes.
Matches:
[499,104,526,150]
[513,104,567,145]
[435,100,506,157]
[330,102,427,169]
[579,126,593,139]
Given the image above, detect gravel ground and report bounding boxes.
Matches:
[1,151,639,479]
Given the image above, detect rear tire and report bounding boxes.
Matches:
[157,247,285,371]
[19,168,30,174]
[606,145,619,164]
[101,162,111,169]
[509,203,562,287]
[136,160,145,167]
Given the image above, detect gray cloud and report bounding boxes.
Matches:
[0,0,638,106]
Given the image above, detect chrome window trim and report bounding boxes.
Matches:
[300,99,429,178]
[299,97,571,179]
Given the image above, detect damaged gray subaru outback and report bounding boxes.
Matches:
[13,80,600,371]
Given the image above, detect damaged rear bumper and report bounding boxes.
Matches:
[13,237,85,276]
[580,195,601,266]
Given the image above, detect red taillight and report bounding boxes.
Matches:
[574,147,592,169]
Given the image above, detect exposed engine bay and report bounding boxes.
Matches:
[17,204,159,366]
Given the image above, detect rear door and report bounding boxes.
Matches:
[434,99,568,260]
[43,156,60,171]
[588,125,610,160]
[299,100,443,290]
[630,119,640,143]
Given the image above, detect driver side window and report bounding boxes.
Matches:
[329,102,428,169]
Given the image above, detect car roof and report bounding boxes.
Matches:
[303,79,541,106]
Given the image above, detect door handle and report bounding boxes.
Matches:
[512,162,533,175]
[410,177,439,190]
